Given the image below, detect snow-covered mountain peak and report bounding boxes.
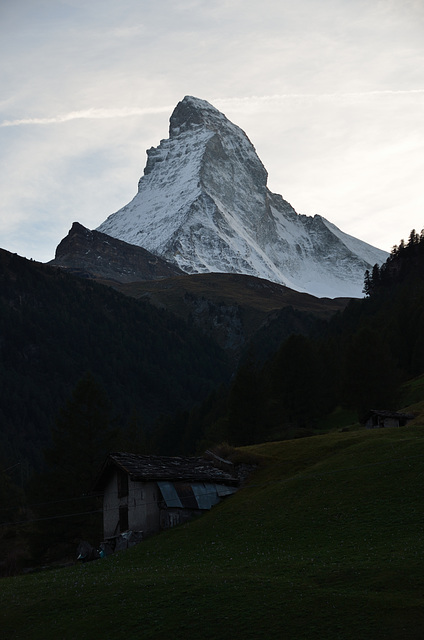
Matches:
[170,96,246,139]
[169,96,223,135]
[97,96,388,298]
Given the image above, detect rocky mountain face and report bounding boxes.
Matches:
[50,222,183,282]
[106,272,349,358]
[49,223,349,362]
[97,96,388,298]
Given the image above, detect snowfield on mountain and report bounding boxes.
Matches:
[97,96,387,298]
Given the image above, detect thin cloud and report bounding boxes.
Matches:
[3,89,423,128]
[0,106,173,128]
[215,89,424,105]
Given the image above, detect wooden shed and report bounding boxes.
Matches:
[93,452,239,541]
[365,410,415,429]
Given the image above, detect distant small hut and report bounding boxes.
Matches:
[364,410,415,429]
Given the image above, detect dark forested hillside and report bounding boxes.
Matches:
[89,272,349,362]
[0,249,230,471]
[2,230,423,467]
[185,230,424,447]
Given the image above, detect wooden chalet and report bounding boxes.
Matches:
[93,453,239,542]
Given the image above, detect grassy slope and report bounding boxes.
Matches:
[2,426,424,639]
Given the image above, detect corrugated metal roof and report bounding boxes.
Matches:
[192,483,220,510]
[157,481,235,510]
[216,484,238,497]
[157,481,183,508]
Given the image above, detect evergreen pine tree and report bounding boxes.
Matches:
[227,357,263,445]
[341,327,400,419]
[29,372,117,561]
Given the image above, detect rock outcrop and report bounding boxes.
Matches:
[50,222,183,282]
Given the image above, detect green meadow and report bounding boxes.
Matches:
[2,425,424,639]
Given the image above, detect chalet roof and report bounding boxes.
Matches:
[94,452,239,491]
[366,409,415,420]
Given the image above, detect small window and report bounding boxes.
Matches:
[119,505,129,532]
[117,470,128,498]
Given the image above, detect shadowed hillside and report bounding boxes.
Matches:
[184,229,424,446]
[95,272,349,358]
[2,425,424,639]
[0,249,229,469]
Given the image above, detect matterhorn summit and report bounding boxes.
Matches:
[97,96,387,297]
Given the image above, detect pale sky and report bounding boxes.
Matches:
[1,0,423,262]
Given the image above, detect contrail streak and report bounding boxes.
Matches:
[2,90,423,127]
[0,106,172,128]
[214,89,424,105]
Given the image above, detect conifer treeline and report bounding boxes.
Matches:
[176,230,424,448]
[363,228,424,296]
[0,250,230,472]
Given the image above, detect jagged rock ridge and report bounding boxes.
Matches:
[50,222,184,282]
[97,96,388,297]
